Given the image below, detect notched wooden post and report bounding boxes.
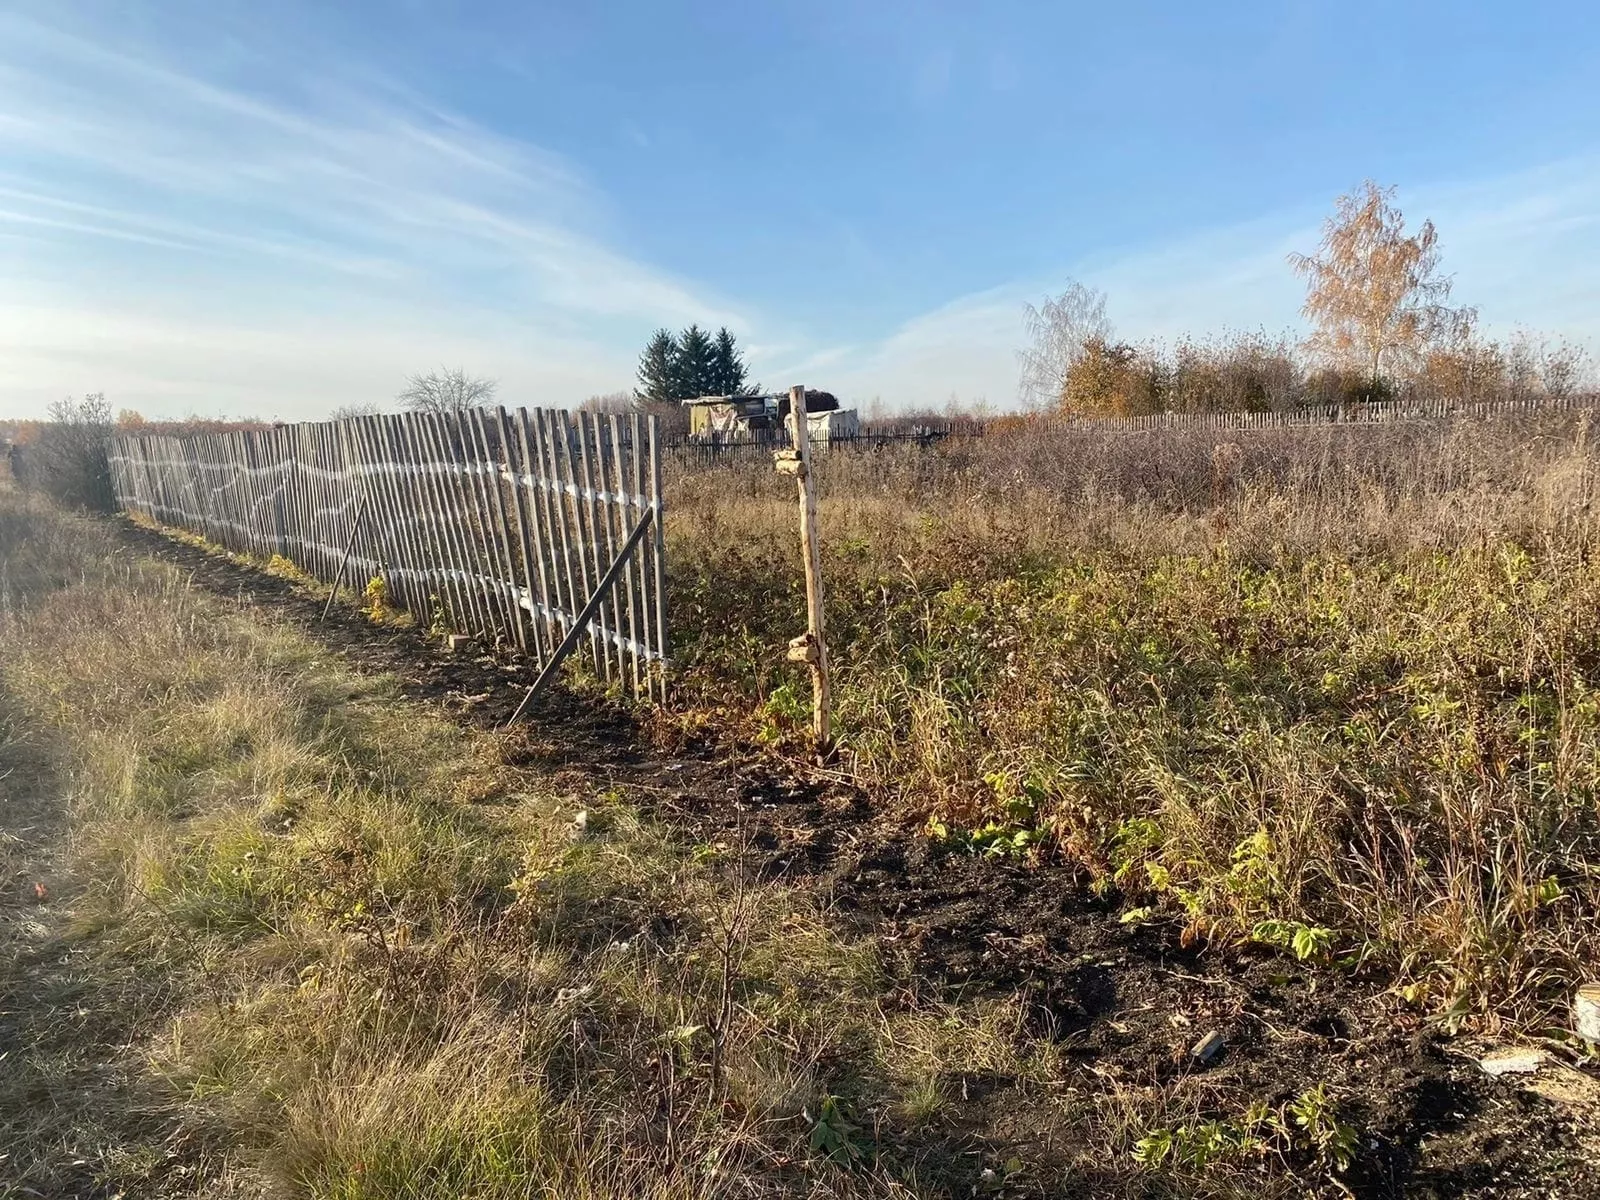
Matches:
[777,384,831,756]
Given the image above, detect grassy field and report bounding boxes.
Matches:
[2,486,1377,1200]
[664,411,1600,1034]
[3,407,1599,1198]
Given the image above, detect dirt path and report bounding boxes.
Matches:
[0,705,130,1197]
[103,517,1600,1199]
[0,705,258,1197]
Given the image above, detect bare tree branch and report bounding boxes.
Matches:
[1017,283,1113,409]
[579,391,635,414]
[396,367,498,414]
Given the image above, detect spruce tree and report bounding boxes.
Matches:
[674,324,716,399]
[635,329,679,404]
[710,326,751,395]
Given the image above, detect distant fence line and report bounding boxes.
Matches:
[659,396,1600,469]
[1059,393,1600,434]
[662,425,979,468]
[108,408,668,700]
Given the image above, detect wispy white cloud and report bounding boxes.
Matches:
[0,299,623,418]
[0,9,746,417]
[0,206,201,252]
[0,184,408,276]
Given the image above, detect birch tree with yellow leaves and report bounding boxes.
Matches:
[1290,181,1467,385]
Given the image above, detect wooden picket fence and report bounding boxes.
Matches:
[107,408,668,700]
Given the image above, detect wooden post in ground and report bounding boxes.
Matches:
[776,384,831,754]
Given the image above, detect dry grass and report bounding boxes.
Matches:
[0,487,1324,1198]
[664,409,1600,1033]
[6,400,1590,1195]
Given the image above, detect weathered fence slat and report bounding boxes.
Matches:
[396,413,457,627]
[351,417,399,609]
[472,408,525,653]
[515,409,560,662]
[537,409,579,647]
[556,411,602,677]
[424,411,489,636]
[321,492,370,623]
[625,414,651,688]
[469,409,519,645]
[578,414,620,683]
[453,409,505,639]
[648,417,668,702]
[610,412,644,696]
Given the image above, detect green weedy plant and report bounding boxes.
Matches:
[1133,1101,1278,1171]
[924,769,1049,858]
[1134,1088,1356,1176]
[926,814,1039,859]
[1106,817,1163,890]
[1287,1084,1358,1173]
[757,682,810,745]
[1251,919,1336,962]
[807,1095,864,1166]
[664,408,1600,1030]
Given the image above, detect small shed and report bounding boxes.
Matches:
[805,407,859,444]
[684,391,855,443]
[686,395,780,438]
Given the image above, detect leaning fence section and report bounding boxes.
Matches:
[107,409,668,700]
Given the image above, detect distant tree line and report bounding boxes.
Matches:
[1021,182,1593,418]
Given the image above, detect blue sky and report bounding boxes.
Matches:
[2,0,1598,419]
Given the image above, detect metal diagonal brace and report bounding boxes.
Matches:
[503,507,656,726]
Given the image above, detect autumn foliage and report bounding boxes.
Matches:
[1027,181,1592,418]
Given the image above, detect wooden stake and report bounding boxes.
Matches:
[783,384,831,753]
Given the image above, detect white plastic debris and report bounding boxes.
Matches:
[1575,982,1600,1043]
[1478,1047,1546,1076]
